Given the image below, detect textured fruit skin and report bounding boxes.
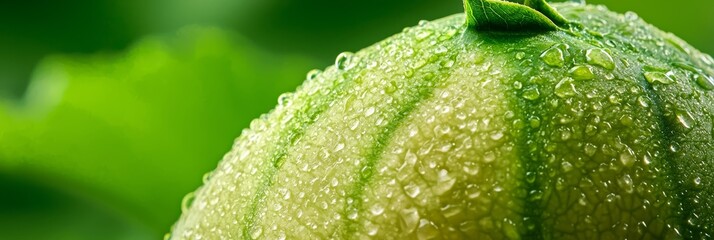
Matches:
[170,3,714,239]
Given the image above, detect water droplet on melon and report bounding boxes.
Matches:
[694,73,714,90]
[618,174,635,194]
[415,29,433,41]
[278,92,294,106]
[249,227,263,239]
[554,77,578,98]
[306,69,322,80]
[417,219,439,240]
[676,111,695,130]
[335,52,355,70]
[434,169,456,195]
[570,65,595,80]
[644,71,674,84]
[693,176,702,187]
[585,48,615,70]
[624,11,639,21]
[181,191,196,213]
[370,204,385,216]
[404,183,422,198]
[400,208,420,232]
[522,87,541,100]
[513,81,523,90]
[366,222,379,236]
[620,148,636,167]
[540,47,565,67]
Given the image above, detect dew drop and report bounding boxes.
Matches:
[417,219,439,240]
[624,11,639,21]
[405,150,418,165]
[529,116,541,128]
[694,73,714,90]
[540,47,565,67]
[404,183,422,198]
[415,29,433,41]
[490,131,504,141]
[462,162,480,176]
[562,161,573,172]
[181,191,196,213]
[618,174,634,194]
[370,204,385,216]
[335,52,355,70]
[584,143,597,156]
[694,177,702,186]
[366,222,379,236]
[644,71,674,84]
[515,51,526,60]
[620,148,636,167]
[365,106,376,117]
[201,171,213,184]
[513,81,523,90]
[570,65,595,80]
[347,211,359,220]
[400,208,420,233]
[676,111,695,130]
[434,169,456,195]
[554,77,578,98]
[249,227,263,239]
[522,87,541,100]
[306,69,322,80]
[483,151,496,163]
[278,92,294,106]
[637,96,650,107]
[525,171,536,183]
[335,143,345,152]
[529,190,543,201]
[585,48,615,70]
[606,193,617,202]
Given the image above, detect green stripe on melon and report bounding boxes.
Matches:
[170,3,714,239]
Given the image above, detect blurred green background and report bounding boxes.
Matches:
[0,0,711,239]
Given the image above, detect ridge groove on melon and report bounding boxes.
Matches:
[241,56,362,238]
[340,36,461,237]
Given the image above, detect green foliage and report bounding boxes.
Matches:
[463,0,564,31]
[0,27,315,238]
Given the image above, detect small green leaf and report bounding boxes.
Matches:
[463,0,568,32]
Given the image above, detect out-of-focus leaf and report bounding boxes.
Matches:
[0,26,316,238]
[0,173,153,240]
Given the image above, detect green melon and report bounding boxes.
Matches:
[170,1,714,239]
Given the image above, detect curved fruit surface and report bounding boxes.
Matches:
[171,3,714,239]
